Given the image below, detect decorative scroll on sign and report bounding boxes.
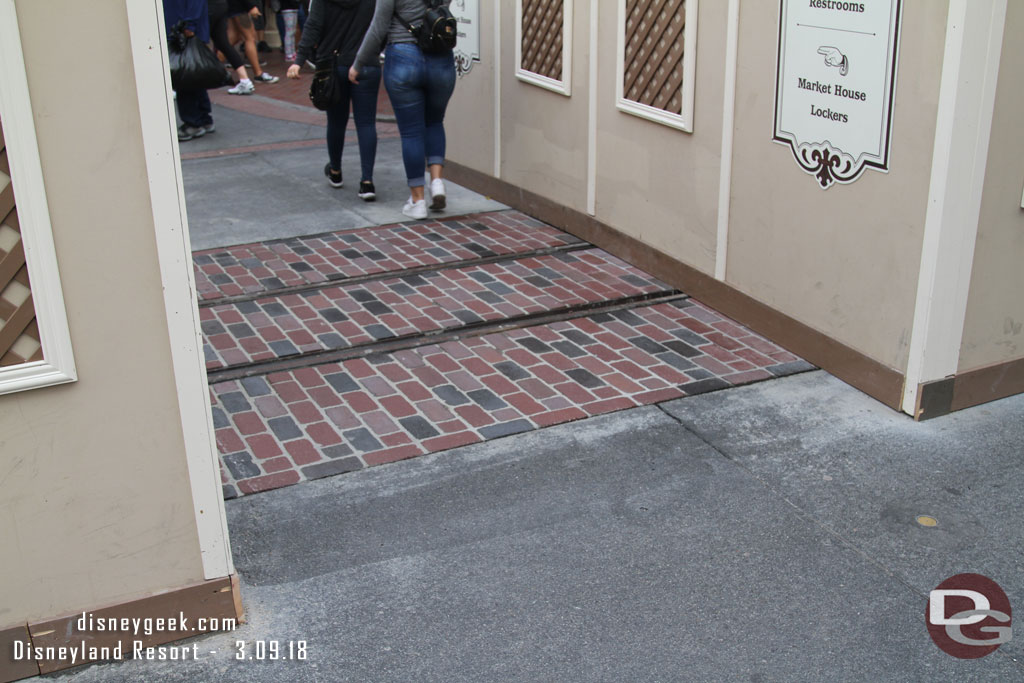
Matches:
[773,0,903,189]
[450,0,480,77]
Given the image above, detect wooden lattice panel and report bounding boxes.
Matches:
[521,0,564,81]
[0,114,42,367]
[623,0,686,115]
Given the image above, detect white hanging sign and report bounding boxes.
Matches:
[773,0,903,189]
[450,0,480,77]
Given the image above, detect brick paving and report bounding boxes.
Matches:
[194,210,579,302]
[200,247,670,372]
[213,299,810,498]
[197,209,813,498]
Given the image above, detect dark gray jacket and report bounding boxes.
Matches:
[294,0,376,67]
[353,0,452,70]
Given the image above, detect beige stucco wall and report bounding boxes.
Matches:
[957,1,1024,372]
[448,1,952,376]
[499,0,591,212]
[0,1,206,628]
[726,0,948,373]
[445,5,497,174]
[593,0,727,276]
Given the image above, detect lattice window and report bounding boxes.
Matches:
[0,117,42,367]
[516,0,573,95]
[616,0,698,131]
[624,0,685,114]
[0,2,76,395]
[521,0,563,80]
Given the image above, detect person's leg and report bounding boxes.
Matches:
[176,88,204,127]
[324,76,352,185]
[234,14,265,77]
[210,9,248,78]
[281,9,298,61]
[423,51,456,172]
[349,63,380,183]
[383,44,427,201]
[196,89,214,128]
[422,50,456,207]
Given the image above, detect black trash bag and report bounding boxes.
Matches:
[168,22,231,91]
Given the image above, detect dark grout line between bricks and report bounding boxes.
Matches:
[206,291,688,383]
[199,243,592,309]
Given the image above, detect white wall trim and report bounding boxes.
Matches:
[125,0,234,579]
[901,0,1007,415]
[0,0,77,396]
[494,0,502,178]
[586,0,598,215]
[615,0,698,133]
[515,0,574,96]
[715,0,740,281]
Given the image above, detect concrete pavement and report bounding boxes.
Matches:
[52,371,1023,681]
[49,89,1024,681]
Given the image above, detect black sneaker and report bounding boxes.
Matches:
[324,163,343,188]
[257,40,271,53]
[358,180,376,201]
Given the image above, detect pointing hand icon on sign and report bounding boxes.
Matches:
[817,46,849,76]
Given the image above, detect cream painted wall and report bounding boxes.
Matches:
[499,0,590,212]
[957,0,1024,372]
[446,4,497,174]
[0,1,206,627]
[726,0,948,372]
[593,0,727,276]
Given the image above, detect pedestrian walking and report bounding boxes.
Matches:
[350,0,456,219]
[288,0,380,201]
[163,0,216,141]
[208,0,259,94]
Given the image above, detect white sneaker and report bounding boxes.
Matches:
[227,79,254,95]
[429,178,446,210]
[402,197,428,220]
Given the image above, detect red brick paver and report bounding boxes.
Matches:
[213,299,810,498]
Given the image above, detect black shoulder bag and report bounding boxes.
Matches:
[309,53,341,111]
[396,0,458,54]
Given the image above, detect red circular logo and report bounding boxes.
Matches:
[926,573,1012,659]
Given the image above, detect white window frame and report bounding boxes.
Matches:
[615,0,698,132]
[515,0,574,96]
[0,0,77,395]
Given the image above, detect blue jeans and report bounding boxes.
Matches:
[383,42,456,188]
[327,63,380,182]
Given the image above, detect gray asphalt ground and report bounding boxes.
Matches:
[50,100,1024,681]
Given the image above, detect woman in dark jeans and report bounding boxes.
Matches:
[349,0,456,220]
[287,0,380,200]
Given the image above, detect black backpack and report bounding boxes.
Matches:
[396,0,457,54]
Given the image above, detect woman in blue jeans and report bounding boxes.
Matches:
[287,0,380,200]
[350,0,456,219]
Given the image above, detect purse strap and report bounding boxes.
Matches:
[394,0,440,34]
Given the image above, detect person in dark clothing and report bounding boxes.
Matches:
[286,0,380,200]
[163,0,215,141]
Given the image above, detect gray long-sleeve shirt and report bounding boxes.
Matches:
[353,0,451,70]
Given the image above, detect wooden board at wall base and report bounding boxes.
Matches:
[0,624,37,683]
[916,355,1024,419]
[445,161,906,411]
[23,576,237,675]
